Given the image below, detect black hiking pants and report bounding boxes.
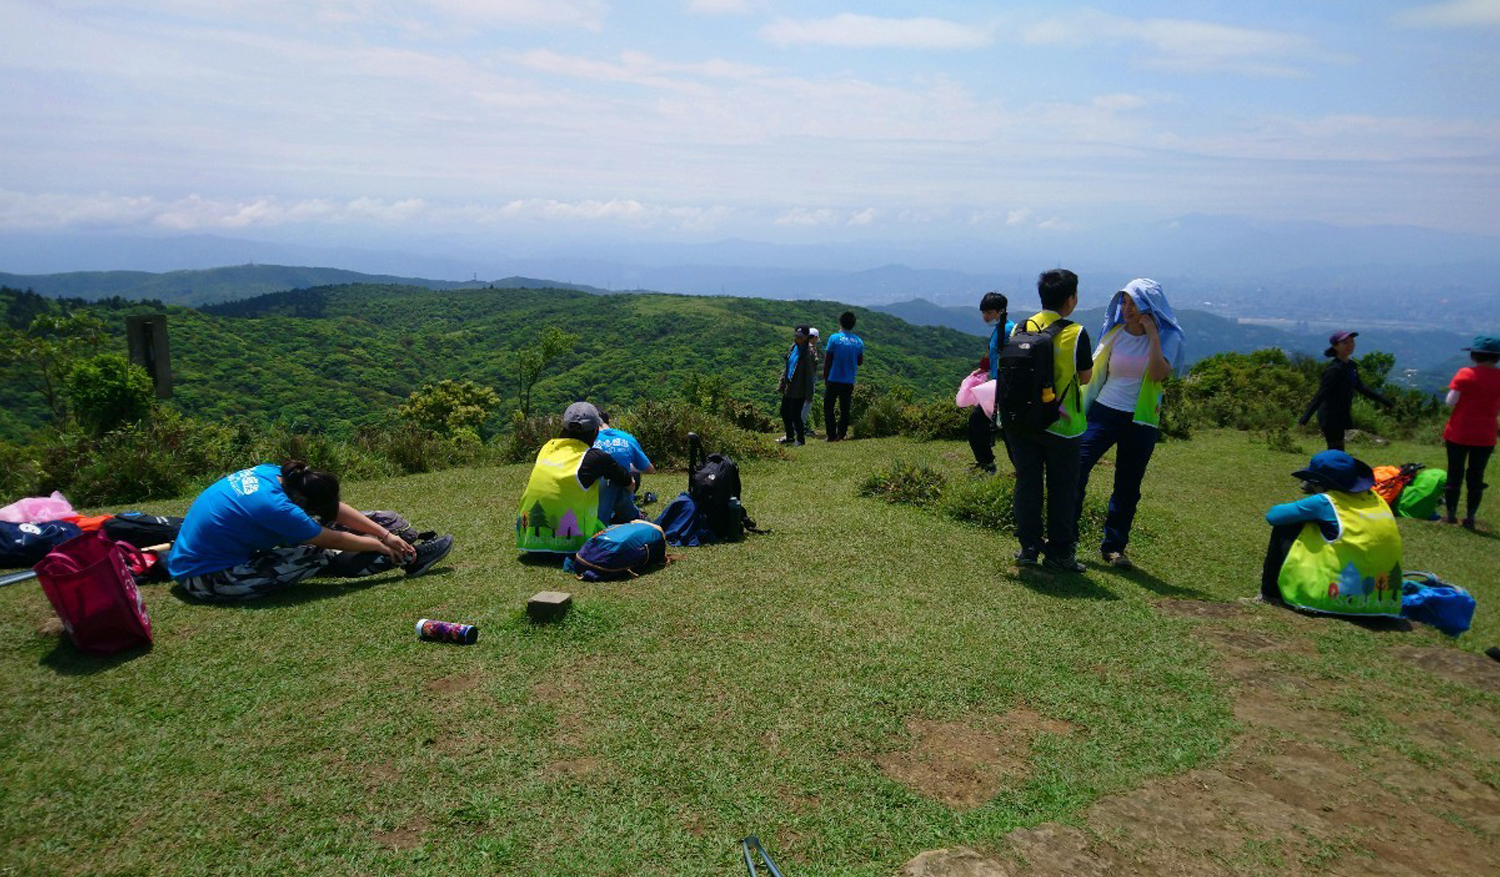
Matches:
[824,381,853,440]
[1445,441,1493,520]
[780,396,806,443]
[1261,523,1301,603]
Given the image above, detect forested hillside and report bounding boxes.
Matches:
[0,283,978,441]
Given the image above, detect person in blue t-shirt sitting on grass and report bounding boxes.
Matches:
[166,460,453,602]
[594,411,656,523]
[822,310,865,442]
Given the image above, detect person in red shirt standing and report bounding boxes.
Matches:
[1442,335,1500,528]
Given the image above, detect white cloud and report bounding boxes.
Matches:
[848,208,877,226]
[775,208,841,226]
[38,0,609,31]
[0,190,737,233]
[1393,0,1500,27]
[761,14,993,49]
[685,0,753,14]
[1006,208,1034,226]
[1024,11,1328,76]
[508,48,766,89]
[494,199,733,229]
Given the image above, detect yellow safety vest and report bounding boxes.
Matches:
[1278,490,1403,617]
[1080,324,1167,428]
[1023,310,1088,438]
[516,438,607,553]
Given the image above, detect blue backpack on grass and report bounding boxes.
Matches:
[564,521,669,582]
[1401,571,1475,636]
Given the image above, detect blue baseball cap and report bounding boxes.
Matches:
[1292,450,1375,493]
[1463,334,1500,354]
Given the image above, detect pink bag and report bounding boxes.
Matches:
[34,531,153,655]
[0,491,76,524]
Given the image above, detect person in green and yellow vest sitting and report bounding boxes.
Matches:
[1260,450,1403,618]
[516,402,635,555]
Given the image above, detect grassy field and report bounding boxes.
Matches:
[2,429,1497,876]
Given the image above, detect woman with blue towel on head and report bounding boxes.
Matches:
[1075,279,1186,569]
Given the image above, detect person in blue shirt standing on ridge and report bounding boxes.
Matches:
[823,310,865,442]
[972,291,1017,473]
[594,411,656,522]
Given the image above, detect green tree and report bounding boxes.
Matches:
[0,311,106,421]
[397,379,499,436]
[511,326,578,418]
[63,353,155,436]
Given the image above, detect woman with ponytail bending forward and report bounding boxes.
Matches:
[167,460,453,602]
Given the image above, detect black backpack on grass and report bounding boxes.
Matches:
[687,432,752,542]
[994,318,1073,434]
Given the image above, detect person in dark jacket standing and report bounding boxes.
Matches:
[778,325,816,446]
[1298,330,1393,451]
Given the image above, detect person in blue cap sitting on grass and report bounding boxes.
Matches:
[1260,450,1403,618]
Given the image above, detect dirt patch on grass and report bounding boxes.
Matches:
[372,817,429,850]
[1396,644,1500,695]
[878,709,1076,809]
[899,605,1500,876]
[425,672,483,695]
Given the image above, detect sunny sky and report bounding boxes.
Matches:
[3,0,1499,258]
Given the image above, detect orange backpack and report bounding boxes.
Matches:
[1372,463,1424,507]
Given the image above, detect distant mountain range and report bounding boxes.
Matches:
[2,213,1498,325]
[0,262,1479,394]
[0,266,611,308]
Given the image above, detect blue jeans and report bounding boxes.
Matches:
[1076,404,1159,555]
[1005,426,1081,558]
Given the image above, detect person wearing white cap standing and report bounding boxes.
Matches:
[1297,330,1394,451]
[801,327,821,438]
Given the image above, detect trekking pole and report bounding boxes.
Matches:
[741,836,788,877]
[0,569,38,589]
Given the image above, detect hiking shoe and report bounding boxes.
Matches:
[1462,517,1477,530]
[1102,550,1134,570]
[793,439,805,446]
[404,534,453,577]
[1014,548,1040,566]
[641,491,657,505]
[1444,515,1460,524]
[1043,555,1087,573]
[776,435,791,444]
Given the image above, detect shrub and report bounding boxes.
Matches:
[858,460,947,506]
[861,465,1136,545]
[397,379,500,437]
[63,353,154,437]
[941,474,1016,531]
[853,387,911,439]
[901,397,968,441]
[500,411,563,464]
[618,400,782,468]
[355,423,490,474]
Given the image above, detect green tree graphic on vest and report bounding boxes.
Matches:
[528,500,551,538]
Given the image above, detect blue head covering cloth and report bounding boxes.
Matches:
[1100,278,1187,373]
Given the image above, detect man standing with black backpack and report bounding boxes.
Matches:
[1002,269,1094,572]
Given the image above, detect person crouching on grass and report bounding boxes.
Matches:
[167,460,453,602]
[1261,450,1402,618]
